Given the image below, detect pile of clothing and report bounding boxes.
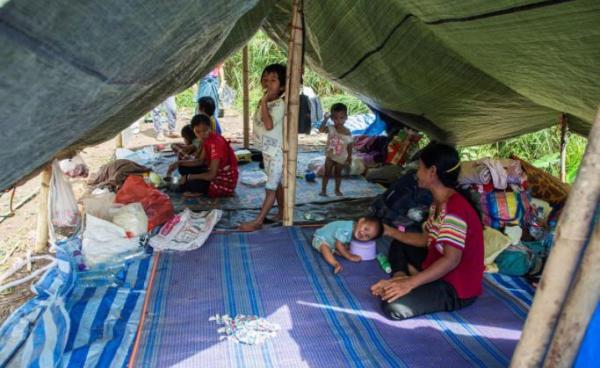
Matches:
[459,157,565,280]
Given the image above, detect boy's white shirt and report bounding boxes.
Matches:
[252,96,285,157]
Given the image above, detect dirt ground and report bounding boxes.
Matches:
[0,107,326,324]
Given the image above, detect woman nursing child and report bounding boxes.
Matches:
[167,114,238,198]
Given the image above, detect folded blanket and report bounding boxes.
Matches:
[459,158,524,189]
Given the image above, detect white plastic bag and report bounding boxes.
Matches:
[82,214,141,267]
[240,170,268,187]
[81,191,116,221]
[59,154,89,178]
[149,209,222,251]
[49,160,81,229]
[109,202,148,236]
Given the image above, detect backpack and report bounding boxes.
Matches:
[369,170,432,230]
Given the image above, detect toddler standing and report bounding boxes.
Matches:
[319,103,353,196]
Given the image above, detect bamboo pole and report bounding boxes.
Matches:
[282,0,303,226]
[559,113,568,182]
[544,218,600,367]
[511,107,600,367]
[115,132,123,149]
[34,164,52,253]
[242,46,250,149]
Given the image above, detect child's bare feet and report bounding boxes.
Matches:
[333,262,343,274]
[238,221,263,232]
[346,254,362,262]
[319,191,327,197]
[335,190,343,196]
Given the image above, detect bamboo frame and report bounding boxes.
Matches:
[511,107,600,367]
[544,218,600,367]
[34,164,52,253]
[243,46,250,149]
[559,113,568,182]
[282,0,303,226]
[115,131,123,149]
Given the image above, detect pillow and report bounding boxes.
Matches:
[483,226,513,265]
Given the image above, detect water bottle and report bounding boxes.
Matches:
[376,253,392,274]
[543,219,557,250]
[528,206,545,240]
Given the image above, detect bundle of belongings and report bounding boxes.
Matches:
[364,128,422,185]
[458,156,569,281]
[369,154,568,284]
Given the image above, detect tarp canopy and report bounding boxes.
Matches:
[1,0,599,190]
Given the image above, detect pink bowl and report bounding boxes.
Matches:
[349,240,377,261]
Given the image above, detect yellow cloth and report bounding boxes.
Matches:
[483,226,512,265]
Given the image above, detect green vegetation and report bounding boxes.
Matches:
[177,31,587,184]
[459,128,586,184]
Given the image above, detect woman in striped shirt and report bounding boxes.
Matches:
[371,143,484,320]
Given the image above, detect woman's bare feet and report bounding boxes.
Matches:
[335,190,343,196]
[319,191,327,197]
[238,221,263,232]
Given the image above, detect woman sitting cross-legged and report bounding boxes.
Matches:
[370,142,484,321]
[167,114,238,198]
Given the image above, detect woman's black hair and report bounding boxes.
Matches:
[419,142,461,188]
[190,114,212,128]
[197,96,216,117]
[180,124,195,143]
[420,142,482,221]
[262,63,286,96]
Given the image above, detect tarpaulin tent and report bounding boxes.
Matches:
[1,2,600,366]
[1,0,600,191]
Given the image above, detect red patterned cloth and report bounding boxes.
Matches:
[203,133,238,197]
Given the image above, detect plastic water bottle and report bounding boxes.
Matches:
[528,207,545,240]
[376,253,392,274]
[543,219,557,250]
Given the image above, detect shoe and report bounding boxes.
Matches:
[156,132,165,141]
[166,131,179,138]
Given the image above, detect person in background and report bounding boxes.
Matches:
[197,96,222,135]
[195,64,225,117]
[238,63,286,231]
[171,124,198,160]
[319,103,353,196]
[152,96,177,141]
[370,143,484,321]
[168,114,238,198]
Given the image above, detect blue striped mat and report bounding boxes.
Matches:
[0,237,153,367]
[133,227,533,367]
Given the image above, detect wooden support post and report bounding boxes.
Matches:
[545,218,600,367]
[282,0,303,226]
[511,107,600,367]
[34,164,52,253]
[559,113,568,182]
[243,46,250,149]
[115,131,123,149]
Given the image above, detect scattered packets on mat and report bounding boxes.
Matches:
[210,314,280,345]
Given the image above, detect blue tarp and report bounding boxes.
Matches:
[0,237,153,367]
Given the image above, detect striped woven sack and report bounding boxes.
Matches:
[480,190,532,229]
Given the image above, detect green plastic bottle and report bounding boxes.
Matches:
[376,253,392,274]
